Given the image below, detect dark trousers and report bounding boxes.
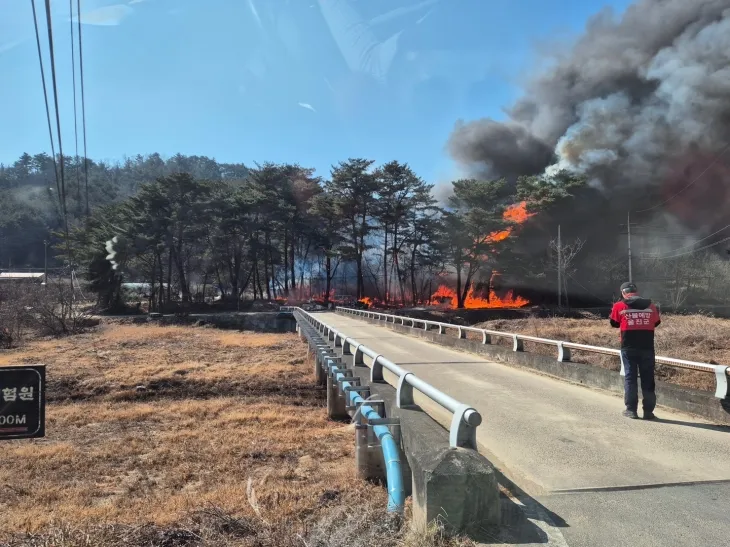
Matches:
[621,349,656,412]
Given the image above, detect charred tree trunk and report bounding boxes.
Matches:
[325,254,332,305]
[290,241,296,293]
[166,246,173,308]
[283,230,289,295]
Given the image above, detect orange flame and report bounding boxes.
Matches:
[359,297,373,306]
[503,201,534,224]
[480,201,535,246]
[430,285,529,309]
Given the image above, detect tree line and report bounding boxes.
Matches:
[19,155,575,310]
[4,151,728,311]
[58,158,581,311]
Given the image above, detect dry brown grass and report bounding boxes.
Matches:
[0,325,473,547]
[474,313,730,391]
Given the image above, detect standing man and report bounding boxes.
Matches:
[609,282,661,420]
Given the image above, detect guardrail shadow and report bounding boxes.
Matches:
[473,467,569,545]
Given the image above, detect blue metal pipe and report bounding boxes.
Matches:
[331,365,405,513]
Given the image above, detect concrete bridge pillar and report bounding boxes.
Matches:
[313,345,331,386]
[325,359,349,420]
[355,423,386,481]
[411,447,500,535]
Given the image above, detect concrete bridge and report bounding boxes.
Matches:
[288,307,730,547]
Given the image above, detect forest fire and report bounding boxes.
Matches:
[483,201,536,245]
[430,285,530,309]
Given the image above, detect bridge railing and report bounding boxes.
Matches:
[292,307,483,449]
[336,307,730,400]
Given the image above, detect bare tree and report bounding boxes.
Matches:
[31,277,95,336]
[547,237,585,308]
[0,284,36,348]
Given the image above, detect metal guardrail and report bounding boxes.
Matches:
[336,307,730,400]
[291,307,482,449]
[295,314,405,513]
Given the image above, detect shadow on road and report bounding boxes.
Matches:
[653,417,730,433]
[471,465,569,545]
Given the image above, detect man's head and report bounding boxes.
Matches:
[620,282,638,297]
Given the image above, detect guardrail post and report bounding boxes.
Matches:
[457,327,466,340]
[371,355,384,383]
[438,325,444,335]
[482,331,491,344]
[449,404,480,449]
[354,344,365,366]
[557,342,571,362]
[334,334,342,348]
[342,339,352,355]
[513,335,524,352]
[715,366,729,399]
[397,373,415,408]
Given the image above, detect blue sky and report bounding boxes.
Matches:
[0,0,633,183]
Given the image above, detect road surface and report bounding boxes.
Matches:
[317,312,730,547]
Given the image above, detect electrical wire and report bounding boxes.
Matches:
[645,235,730,260]
[566,273,613,305]
[43,0,69,236]
[641,224,730,259]
[69,0,81,211]
[635,142,730,214]
[76,0,90,217]
[30,0,62,209]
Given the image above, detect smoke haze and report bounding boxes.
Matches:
[448,0,730,240]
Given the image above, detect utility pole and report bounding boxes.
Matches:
[619,215,640,283]
[627,212,633,283]
[44,240,48,288]
[557,224,562,308]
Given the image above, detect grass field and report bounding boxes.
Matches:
[0,325,475,547]
[474,313,729,391]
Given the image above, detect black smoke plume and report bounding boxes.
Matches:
[448,0,730,247]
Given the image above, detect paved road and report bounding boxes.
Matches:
[317,312,730,547]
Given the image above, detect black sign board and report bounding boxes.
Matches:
[0,365,45,440]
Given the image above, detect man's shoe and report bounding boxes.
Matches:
[643,411,657,420]
[623,410,639,419]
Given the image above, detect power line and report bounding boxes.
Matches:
[30,0,61,208]
[645,235,730,260]
[635,142,730,214]
[76,0,90,217]
[69,0,81,211]
[43,0,69,236]
[643,224,730,259]
[566,273,613,305]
